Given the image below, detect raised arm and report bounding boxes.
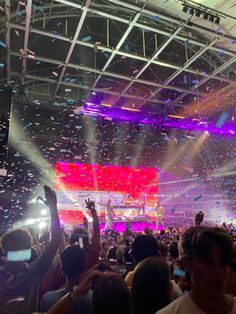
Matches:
[85,199,100,266]
[48,271,103,314]
[85,199,100,246]
[194,211,204,226]
[31,186,61,277]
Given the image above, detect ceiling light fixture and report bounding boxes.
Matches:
[203,12,209,20]
[209,15,215,23]
[195,9,201,17]
[189,7,195,15]
[182,5,188,13]
[215,16,220,24]
[181,3,221,24]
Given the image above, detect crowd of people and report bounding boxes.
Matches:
[0,186,236,314]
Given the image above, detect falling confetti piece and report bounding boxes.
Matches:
[82,35,92,42]
[0,40,6,48]
[216,111,229,128]
[194,195,202,201]
[183,75,187,85]
[152,15,160,21]
[124,44,130,52]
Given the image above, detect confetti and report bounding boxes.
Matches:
[0,40,6,48]
[152,15,160,21]
[82,35,92,42]
[124,44,130,52]
[216,111,229,128]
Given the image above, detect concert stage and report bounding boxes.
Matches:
[55,162,159,231]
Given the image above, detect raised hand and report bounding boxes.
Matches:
[40,227,50,246]
[83,216,88,230]
[44,185,57,209]
[85,198,95,212]
[74,271,104,297]
[195,211,204,226]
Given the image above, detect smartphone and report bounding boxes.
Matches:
[7,249,31,262]
[173,268,186,277]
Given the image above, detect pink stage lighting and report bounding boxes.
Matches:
[55,162,158,225]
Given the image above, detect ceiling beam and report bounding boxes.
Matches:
[52,0,91,101]
[142,37,219,106]
[84,10,142,100]
[112,22,185,106]
[10,22,234,86]
[11,70,184,107]
[106,0,236,51]
[53,0,82,10]
[39,0,236,58]
[174,54,236,103]
[22,0,32,82]
[10,51,207,97]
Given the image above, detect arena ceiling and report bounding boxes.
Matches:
[0,0,236,127]
[0,0,236,229]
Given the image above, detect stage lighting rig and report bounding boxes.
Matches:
[203,12,209,20]
[181,3,221,24]
[215,16,220,24]
[195,9,201,18]
[182,5,188,13]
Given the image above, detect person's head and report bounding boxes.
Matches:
[60,245,87,280]
[131,257,171,314]
[169,241,179,259]
[179,226,233,296]
[1,228,32,253]
[92,262,113,273]
[116,244,126,263]
[107,246,117,263]
[93,273,131,314]
[69,228,89,249]
[132,235,161,264]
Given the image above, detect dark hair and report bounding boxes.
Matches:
[158,242,168,257]
[169,241,179,259]
[107,246,117,261]
[93,273,131,314]
[60,245,87,279]
[179,226,233,265]
[1,229,32,251]
[132,235,161,264]
[131,257,171,314]
[92,262,113,273]
[69,228,89,248]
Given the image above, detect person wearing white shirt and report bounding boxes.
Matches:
[156,226,236,314]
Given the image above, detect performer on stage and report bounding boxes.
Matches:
[155,201,165,230]
[98,198,115,231]
[104,199,114,231]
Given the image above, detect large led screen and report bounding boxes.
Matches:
[55,162,158,219]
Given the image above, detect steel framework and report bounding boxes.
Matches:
[3,0,236,112]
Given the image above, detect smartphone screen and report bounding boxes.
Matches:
[7,249,31,262]
[173,268,186,277]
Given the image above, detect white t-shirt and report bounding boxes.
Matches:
[156,294,236,314]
